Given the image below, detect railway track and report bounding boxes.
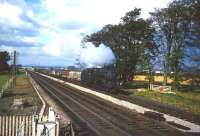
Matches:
[31,72,189,136]
[63,77,200,126]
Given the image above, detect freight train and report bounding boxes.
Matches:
[36,69,80,80]
[50,70,81,81]
[35,66,119,91]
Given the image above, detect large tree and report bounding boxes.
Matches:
[151,0,199,87]
[84,8,157,85]
[0,51,10,72]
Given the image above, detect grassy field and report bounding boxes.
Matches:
[132,89,200,115]
[0,71,11,88]
[0,72,42,115]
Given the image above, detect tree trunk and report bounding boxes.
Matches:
[163,61,168,86]
[173,59,179,89]
[163,72,168,86]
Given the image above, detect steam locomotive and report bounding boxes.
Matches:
[81,67,119,91]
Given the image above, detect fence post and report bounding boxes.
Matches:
[149,84,151,90]
[32,115,38,136]
[70,121,75,136]
[56,118,59,136]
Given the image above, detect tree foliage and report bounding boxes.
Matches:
[0,51,10,72]
[84,8,157,85]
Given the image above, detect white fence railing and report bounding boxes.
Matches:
[0,115,33,136]
[149,84,175,94]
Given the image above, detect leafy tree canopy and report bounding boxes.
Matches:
[0,51,10,72]
[84,8,157,85]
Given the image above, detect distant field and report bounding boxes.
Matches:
[0,71,11,88]
[133,89,200,115]
[133,74,200,85]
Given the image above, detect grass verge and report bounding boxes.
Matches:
[132,89,200,115]
[0,72,42,115]
[0,71,11,88]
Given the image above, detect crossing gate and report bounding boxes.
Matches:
[35,122,58,136]
[34,115,59,136]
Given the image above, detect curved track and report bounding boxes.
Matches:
[31,72,189,136]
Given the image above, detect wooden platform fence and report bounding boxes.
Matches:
[0,115,33,136]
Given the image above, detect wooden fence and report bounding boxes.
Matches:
[0,115,33,136]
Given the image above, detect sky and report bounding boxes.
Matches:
[0,0,172,67]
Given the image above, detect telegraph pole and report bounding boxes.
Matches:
[12,50,17,87]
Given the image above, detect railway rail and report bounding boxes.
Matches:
[30,72,190,136]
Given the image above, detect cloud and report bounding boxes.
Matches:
[0,1,41,47]
[40,29,82,57]
[40,0,172,27]
[0,45,16,53]
[0,40,40,47]
[0,2,23,26]
[0,0,172,66]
